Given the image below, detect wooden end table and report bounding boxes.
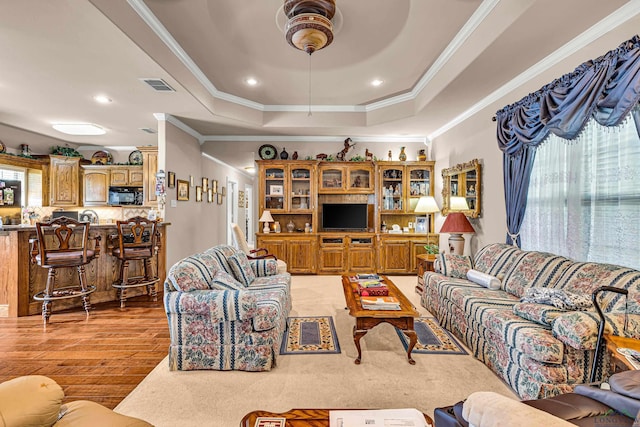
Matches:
[240,408,434,426]
[416,254,436,295]
[605,334,640,372]
[341,275,419,365]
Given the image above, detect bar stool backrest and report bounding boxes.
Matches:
[115,216,158,255]
[34,216,91,267]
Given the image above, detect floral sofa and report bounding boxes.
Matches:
[164,244,291,371]
[419,243,640,400]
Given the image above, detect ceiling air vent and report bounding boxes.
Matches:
[140,78,175,92]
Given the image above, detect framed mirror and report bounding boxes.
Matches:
[442,159,481,218]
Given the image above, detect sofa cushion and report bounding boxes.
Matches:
[434,253,474,278]
[55,400,153,427]
[166,252,221,291]
[513,303,567,327]
[501,251,573,298]
[250,258,279,276]
[209,270,245,291]
[552,262,640,312]
[0,375,63,427]
[206,244,239,275]
[252,288,289,332]
[482,308,565,364]
[227,252,255,286]
[473,243,522,278]
[467,269,501,290]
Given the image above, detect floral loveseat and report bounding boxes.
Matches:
[164,244,291,371]
[419,243,640,399]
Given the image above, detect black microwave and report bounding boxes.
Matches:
[108,187,143,206]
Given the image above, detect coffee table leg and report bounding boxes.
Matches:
[404,330,418,365]
[353,326,368,365]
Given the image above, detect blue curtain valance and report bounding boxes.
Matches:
[497,35,640,157]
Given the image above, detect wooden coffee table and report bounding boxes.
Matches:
[240,408,433,426]
[341,275,419,365]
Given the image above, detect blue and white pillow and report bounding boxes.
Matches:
[227,252,256,286]
[209,270,245,291]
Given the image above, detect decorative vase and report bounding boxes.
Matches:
[280,148,289,160]
[287,220,295,233]
[292,151,298,160]
[399,146,407,161]
[387,150,392,161]
[274,221,281,233]
[417,149,427,161]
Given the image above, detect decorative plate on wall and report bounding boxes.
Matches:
[0,140,5,154]
[91,150,113,165]
[128,150,143,165]
[258,144,277,160]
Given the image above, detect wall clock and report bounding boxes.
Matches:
[258,144,277,160]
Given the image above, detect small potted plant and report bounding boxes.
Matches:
[423,244,439,261]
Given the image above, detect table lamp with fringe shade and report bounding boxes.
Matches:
[440,197,474,255]
[259,210,274,234]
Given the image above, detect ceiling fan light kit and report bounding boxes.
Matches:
[284,0,336,55]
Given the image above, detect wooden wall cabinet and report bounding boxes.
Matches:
[82,166,110,206]
[110,167,143,186]
[257,160,438,275]
[49,155,80,207]
[138,146,158,207]
[318,162,374,193]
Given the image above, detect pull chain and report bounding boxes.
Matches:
[308,53,312,117]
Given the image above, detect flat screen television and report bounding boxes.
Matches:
[322,203,368,231]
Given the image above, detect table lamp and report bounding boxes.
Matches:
[259,210,274,234]
[413,196,439,233]
[440,197,474,255]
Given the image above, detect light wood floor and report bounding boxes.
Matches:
[0,295,169,409]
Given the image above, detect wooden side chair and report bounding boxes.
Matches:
[230,222,287,273]
[30,216,101,324]
[109,216,160,308]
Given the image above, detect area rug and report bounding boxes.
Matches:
[280,316,341,354]
[396,317,467,355]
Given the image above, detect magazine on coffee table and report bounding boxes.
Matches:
[329,408,430,427]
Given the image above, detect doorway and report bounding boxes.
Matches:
[226,179,238,245]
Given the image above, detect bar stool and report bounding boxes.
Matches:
[109,216,160,308]
[30,216,101,324]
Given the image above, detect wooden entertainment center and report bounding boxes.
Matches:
[256,160,438,274]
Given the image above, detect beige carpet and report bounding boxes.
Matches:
[115,275,516,426]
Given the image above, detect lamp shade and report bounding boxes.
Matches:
[259,210,274,223]
[440,212,475,234]
[449,196,470,211]
[414,196,439,214]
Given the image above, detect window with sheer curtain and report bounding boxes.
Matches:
[520,112,640,269]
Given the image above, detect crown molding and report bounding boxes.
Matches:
[428,0,640,140]
[201,135,429,144]
[201,152,253,178]
[154,113,205,142]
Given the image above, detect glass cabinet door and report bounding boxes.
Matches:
[380,167,403,211]
[348,167,374,193]
[290,167,312,211]
[264,167,285,211]
[407,166,431,212]
[320,167,344,191]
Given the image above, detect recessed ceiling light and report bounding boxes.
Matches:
[52,123,106,136]
[244,166,256,174]
[371,79,384,87]
[245,78,258,86]
[93,95,112,104]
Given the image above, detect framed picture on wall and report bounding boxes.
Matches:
[196,186,202,202]
[202,178,208,192]
[167,171,175,188]
[177,179,189,201]
[217,193,223,205]
[238,190,245,208]
[207,188,213,203]
[212,180,218,194]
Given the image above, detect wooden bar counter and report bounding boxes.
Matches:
[0,222,169,317]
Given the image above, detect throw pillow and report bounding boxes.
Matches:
[227,252,256,286]
[434,253,473,279]
[209,270,245,291]
[466,269,501,290]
